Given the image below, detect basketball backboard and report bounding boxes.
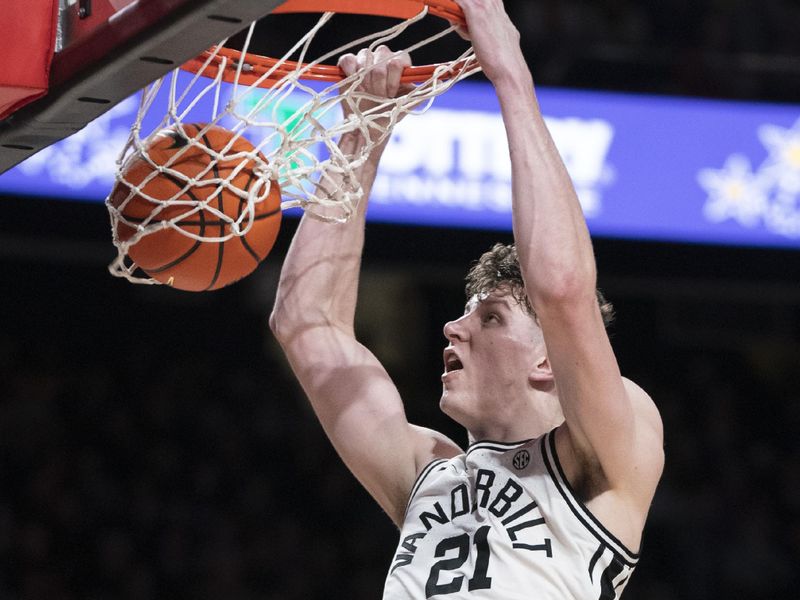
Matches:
[0,0,284,175]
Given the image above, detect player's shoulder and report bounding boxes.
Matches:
[409,424,463,473]
[377,426,462,527]
[622,377,663,439]
[620,377,665,499]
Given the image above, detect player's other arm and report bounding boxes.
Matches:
[455,0,663,508]
[269,48,460,526]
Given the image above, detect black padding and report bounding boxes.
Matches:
[0,0,284,174]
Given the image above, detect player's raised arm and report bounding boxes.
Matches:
[269,47,461,526]
[455,0,663,538]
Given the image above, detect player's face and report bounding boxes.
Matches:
[439,287,547,433]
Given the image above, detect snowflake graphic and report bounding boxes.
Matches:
[698,118,800,238]
[760,120,800,193]
[698,155,769,227]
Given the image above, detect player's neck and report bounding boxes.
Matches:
[467,393,564,444]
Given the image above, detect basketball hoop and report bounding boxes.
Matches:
[181,0,469,89]
[107,0,480,286]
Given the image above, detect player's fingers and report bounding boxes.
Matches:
[338,53,358,78]
[355,48,376,99]
[386,50,411,97]
[367,45,393,97]
[374,45,394,63]
[452,23,471,40]
[398,82,415,97]
[357,48,374,76]
[337,53,361,111]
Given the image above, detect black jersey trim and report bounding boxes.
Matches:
[466,439,532,456]
[588,543,605,582]
[542,431,640,565]
[615,573,631,590]
[403,458,449,519]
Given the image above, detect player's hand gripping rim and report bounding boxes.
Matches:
[337,46,414,145]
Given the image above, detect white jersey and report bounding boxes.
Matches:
[382,429,639,599]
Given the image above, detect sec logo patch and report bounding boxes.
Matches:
[512,449,530,470]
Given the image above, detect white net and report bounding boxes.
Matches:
[106,6,480,286]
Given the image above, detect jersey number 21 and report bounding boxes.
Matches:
[425,526,492,597]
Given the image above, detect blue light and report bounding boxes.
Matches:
[2,76,800,249]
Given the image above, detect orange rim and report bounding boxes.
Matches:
[271,0,465,26]
[180,0,467,88]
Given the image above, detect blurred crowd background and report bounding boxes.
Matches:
[2,211,798,599]
[2,0,800,598]
[505,0,800,101]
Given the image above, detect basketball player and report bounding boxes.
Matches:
[269,0,664,597]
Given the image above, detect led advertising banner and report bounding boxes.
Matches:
[2,76,799,249]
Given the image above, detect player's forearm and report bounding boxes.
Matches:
[454,0,597,302]
[270,133,383,338]
[498,75,598,304]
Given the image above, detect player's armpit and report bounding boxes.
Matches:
[558,379,662,489]
[409,425,463,472]
[536,299,664,507]
[553,377,663,551]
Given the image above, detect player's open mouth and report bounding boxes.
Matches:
[443,348,463,373]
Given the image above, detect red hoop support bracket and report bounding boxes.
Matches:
[181,0,467,88]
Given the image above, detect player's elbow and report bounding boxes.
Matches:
[529,266,596,311]
[268,308,283,339]
[268,302,298,345]
[269,303,353,346]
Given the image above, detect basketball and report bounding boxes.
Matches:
[108,123,281,292]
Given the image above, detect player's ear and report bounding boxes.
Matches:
[528,355,554,389]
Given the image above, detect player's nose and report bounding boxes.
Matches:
[443,314,470,342]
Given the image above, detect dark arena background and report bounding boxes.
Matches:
[2,1,800,598]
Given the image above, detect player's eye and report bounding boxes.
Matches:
[481,312,500,325]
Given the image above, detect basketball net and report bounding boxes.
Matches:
[106,5,479,285]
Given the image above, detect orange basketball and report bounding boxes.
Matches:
[109,124,281,292]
